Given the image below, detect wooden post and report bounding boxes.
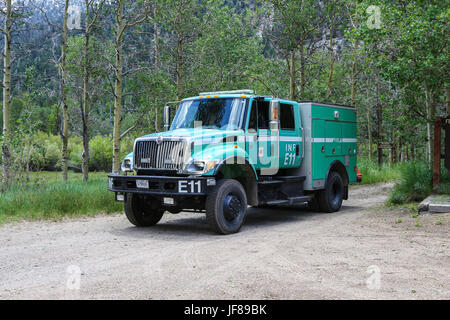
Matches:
[445,116,450,170]
[433,117,442,189]
[445,86,450,169]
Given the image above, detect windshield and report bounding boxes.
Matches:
[170,98,247,130]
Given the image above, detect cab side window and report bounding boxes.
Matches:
[257,101,270,129]
[280,103,295,130]
[248,101,257,131]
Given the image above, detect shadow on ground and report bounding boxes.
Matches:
[111,202,364,239]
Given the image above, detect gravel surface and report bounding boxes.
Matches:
[0,183,448,300]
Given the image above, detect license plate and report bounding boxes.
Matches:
[163,197,174,205]
[136,179,149,188]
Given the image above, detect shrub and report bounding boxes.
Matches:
[25,132,134,172]
[28,145,46,170]
[89,135,113,172]
[387,161,432,205]
[44,142,61,170]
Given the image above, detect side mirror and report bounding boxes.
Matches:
[163,105,171,131]
[269,99,279,131]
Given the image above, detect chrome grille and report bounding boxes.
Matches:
[134,140,186,170]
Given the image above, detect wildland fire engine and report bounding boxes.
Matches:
[108,90,359,234]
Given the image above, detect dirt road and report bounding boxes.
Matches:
[0,183,448,300]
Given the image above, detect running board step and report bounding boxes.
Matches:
[275,176,306,182]
[266,196,312,206]
[258,180,283,185]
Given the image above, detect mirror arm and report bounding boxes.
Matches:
[163,105,171,131]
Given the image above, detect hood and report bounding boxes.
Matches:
[139,128,244,141]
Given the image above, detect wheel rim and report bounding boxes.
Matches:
[223,193,243,222]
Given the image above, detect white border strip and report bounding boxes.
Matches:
[312,138,357,143]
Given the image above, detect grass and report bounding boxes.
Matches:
[359,158,450,206]
[0,171,122,224]
[387,161,433,205]
[358,157,401,184]
[387,161,450,205]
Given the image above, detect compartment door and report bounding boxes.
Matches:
[325,120,342,156]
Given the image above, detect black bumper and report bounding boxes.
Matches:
[107,174,216,198]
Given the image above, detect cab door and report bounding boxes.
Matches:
[245,99,259,168]
[279,102,302,169]
[245,98,276,173]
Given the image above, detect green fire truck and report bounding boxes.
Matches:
[108,90,359,234]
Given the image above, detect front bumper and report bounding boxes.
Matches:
[108,174,216,198]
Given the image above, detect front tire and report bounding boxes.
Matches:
[124,193,164,227]
[206,179,247,235]
[318,172,344,213]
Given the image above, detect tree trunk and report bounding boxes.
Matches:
[60,0,69,182]
[366,78,371,160]
[351,56,357,106]
[82,0,90,182]
[154,107,158,132]
[447,86,450,116]
[2,0,12,188]
[153,6,160,69]
[391,144,396,168]
[298,42,305,100]
[176,35,183,100]
[367,104,372,161]
[376,82,383,166]
[425,86,435,168]
[289,50,296,100]
[327,9,335,99]
[112,1,124,173]
[445,86,450,170]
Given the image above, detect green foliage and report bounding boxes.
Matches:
[5,132,136,173]
[388,161,433,205]
[89,135,113,172]
[187,3,263,95]
[32,131,62,170]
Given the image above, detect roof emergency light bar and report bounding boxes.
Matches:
[199,89,254,96]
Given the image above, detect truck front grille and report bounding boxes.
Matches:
[134,140,186,170]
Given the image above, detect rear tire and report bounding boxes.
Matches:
[206,179,247,235]
[124,193,164,227]
[318,172,344,213]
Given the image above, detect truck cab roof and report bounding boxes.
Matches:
[182,90,355,109]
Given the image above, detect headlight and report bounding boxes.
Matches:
[121,158,133,172]
[184,159,218,174]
